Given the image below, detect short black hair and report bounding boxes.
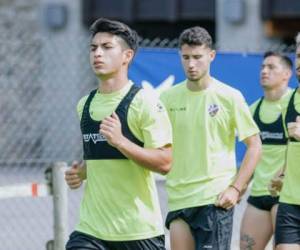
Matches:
[89,18,139,53]
[178,26,213,49]
[263,51,293,70]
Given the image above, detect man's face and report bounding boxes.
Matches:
[89,32,131,77]
[260,55,290,90]
[296,46,300,82]
[180,44,215,82]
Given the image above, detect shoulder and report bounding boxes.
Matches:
[250,99,261,109]
[77,95,89,109]
[160,81,186,102]
[212,79,246,104]
[134,87,160,105]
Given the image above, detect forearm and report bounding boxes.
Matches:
[232,135,262,191]
[116,138,172,175]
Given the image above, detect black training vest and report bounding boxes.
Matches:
[285,88,300,142]
[80,85,144,160]
[253,97,287,145]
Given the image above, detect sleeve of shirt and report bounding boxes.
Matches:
[76,96,88,120]
[137,90,172,149]
[249,100,259,116]
[232,91,260,141]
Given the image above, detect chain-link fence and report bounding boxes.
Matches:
[0,34,93,250]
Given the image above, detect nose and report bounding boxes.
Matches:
[187,59,195,69]
[94,47,103,57]
[261,67,268,75]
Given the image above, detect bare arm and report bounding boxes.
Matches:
[216,134,261,209]
[232,133,262,192]
[117,141,172,175]
[100,112,172,175]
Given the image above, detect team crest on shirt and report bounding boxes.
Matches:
[156,102,164,112]
[208,104,219,117]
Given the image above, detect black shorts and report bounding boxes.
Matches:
[247,195,279,211]
[65,231,165,250]
[275,202,300,246]
[165,204,234,250]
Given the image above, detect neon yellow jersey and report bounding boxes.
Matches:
[161,78,259,211]
[280,90,300,205]
[250,89,292,196]
[76,81,172,241]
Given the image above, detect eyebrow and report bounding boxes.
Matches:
[90,42,114,47]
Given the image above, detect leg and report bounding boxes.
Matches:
[66,231,108,250]
[271,204,279,250]
[240,204,273,250]
[169,219,195,250]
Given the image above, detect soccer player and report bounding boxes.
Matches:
[64,18,172,250]
[160,26,262,250]
[274,32,300,250]
[240,51,293,250]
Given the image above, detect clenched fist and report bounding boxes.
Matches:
[65,161,87,189]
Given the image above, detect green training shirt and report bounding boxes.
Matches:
[161,78,259,211]
[76,81,172,241]
[250,89,292,196]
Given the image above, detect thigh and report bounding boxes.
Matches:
[109,235,166,250]
[66,231,108,250]
[275,203,300,246]
[170,219,195,250]
[240,204,273,250]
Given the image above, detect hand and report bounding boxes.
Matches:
[100,112,125,148]
[287,116,300,141]
[215,186,240,210]
[268,168,285,197]
[64,161,85,189]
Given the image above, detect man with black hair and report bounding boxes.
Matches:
[240,51,293,250]
[65,18,172,250]
[274,32,300,250]
[160,26,261,250]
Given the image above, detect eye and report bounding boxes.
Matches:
[103,43,113,49]
[194,55,202,59]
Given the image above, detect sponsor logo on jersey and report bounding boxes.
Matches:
[83,133,106,143]
[260,131,284,140]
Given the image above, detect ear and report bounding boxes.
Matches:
[283,69,292,81]
[209,49,216,62]
[123,49,134,65]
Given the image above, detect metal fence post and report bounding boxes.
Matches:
[52,161,68,250]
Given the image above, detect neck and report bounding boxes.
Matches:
[97,71,129,94]
[187,74,212,91]
[264,85,287,101]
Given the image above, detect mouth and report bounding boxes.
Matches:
[93,62,104,68]
[94,61,104,65]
